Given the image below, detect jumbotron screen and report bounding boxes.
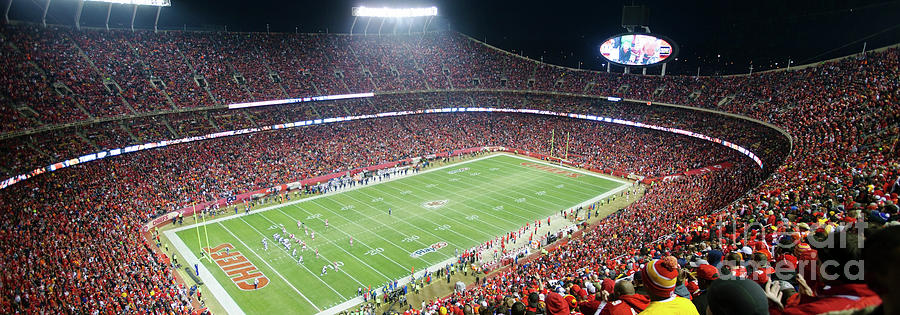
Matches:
[599,33,676,66]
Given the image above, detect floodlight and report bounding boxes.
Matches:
[352,6,437,18]
[84,0,171,7]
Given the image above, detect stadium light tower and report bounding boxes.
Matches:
[74,0,171,31]
[350,6,437,35]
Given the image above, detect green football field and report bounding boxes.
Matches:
[166,153,630,314]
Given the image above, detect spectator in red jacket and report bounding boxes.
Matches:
[600,280,649,315]
[772,229,881,315]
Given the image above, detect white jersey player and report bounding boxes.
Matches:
[292,248,297,257]
[321,265,327,276]
[262,238,268,250]
[349,237,353,247]
[297,220,302,229]
[324,219,329,229]
[311,231,315,240]
[298,255,303,264]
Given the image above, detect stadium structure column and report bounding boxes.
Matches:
[364,16,372,35]
[661,63,667,76]
[130,4,137,31]
[3,0,12,25]
[350,16,357,35]
[104,2,111,30]
[74,0,84,30]
[154,6,161,32]
[41,0,50,27]
[423,16,432,33]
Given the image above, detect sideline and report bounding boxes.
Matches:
[168,152,633,314]
[165,229,246,315]
[170,152,499,233]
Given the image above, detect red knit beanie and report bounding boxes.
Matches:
[544,292,570,315]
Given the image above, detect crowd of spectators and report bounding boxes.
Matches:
[0,24,896,315]
[0,111,752,314]
[406,48,900,315]
[0,90,787,180]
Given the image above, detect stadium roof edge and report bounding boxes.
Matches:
[7,19,896,73]
[456,31,900,78]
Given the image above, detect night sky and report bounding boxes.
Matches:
[7,0,900,75]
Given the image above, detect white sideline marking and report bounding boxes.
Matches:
[501,153,632,211]
[317,254,461,315]
[169,152,634,315]
[220,221,324,311]
[165,230,246,315]
[503,153,631,184]
[169,153,500,233]
[234,217,348,299]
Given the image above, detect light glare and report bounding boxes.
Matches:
[352,6,438,17]
[84,0,171,6]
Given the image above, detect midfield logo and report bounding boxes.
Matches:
[422,200,448,209]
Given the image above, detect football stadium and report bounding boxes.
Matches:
[0,1,898,315]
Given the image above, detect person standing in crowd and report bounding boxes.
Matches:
[601,279,650,315]
[639,256,699,314]
[705,279,769,315]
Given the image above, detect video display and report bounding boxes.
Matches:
[600,33,675,66]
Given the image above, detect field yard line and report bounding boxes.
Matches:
[421,156,623,202]
[343,189,490,242]
[232,218,346,302]
[388,170,567,222]
[215,222,323,312]
[370,158,589,225]
[502,154,635,209]
[302,197,460,263]
[386,156,615,221]
[336,191,479,251]
[304,198,432,249]
[479,156,624,194]
[365,180,530,227]
[270,207,401,279]
[169,153,502,234]
[321,154,634,315]
[301,199,435,264]
[414,159,608,208]
[319,249,462,315]
[165,230,246,315]
[241,215,368,291]
[500,153,631,185]
[318,296,363,315]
